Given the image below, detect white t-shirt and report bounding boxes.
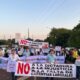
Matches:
[8,54,20,61]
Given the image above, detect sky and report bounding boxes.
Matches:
[0,0,80,40]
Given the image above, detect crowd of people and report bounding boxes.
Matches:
[0,46,80,63]
[0,46,80,80]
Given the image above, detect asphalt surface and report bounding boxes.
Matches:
[0,69,11,80]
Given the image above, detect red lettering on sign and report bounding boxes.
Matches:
[24,63,30,74]
[17,62,24,74]
[17,62,30,75]
[20,40,28,45]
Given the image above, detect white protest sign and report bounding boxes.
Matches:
[7,60,16,72]
[25,55,65,64]
[55,46,61,51]
[19,39,32,46]
[42,42,49,48]
[55,56,65,64]
[15,62,76,78]
[0,57,2,68]
[26,56,47,63]
[1,57,8,70]
[20,56,65,64]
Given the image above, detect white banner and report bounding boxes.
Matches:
[7,60,16,72]
[15,62,76,78]
[1,57,8,70]
[56,56,65,64]
[0,55,65,71]
[25,56,65,64]
[19,39,32,46]
[0,57,2,68]
[26,56,47,63]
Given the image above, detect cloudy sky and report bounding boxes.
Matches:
[0,0,80,39]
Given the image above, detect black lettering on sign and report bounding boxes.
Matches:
[43,73,45,75]
[53,67,56,70]
[53,70,56,73]
[65,73,69,77]
[37,70,40,73]
[70,71,72,74]
[50,73,52,76]
[40,64,43,67]
[32,70,35,73]
[32,67,35,69]
[41,70,44,73]
[70,66,72,70]
[56,67,59,70]
[50,64,53,67]
[50,70,53,73]
[32,63,35,66]
[60,71,64,74]
[36,63,39,67]
[70,73,73,77]
[37,67,38,69]
[60,67,62,70]
[57,71,59,74]
[56,64,59,67]
[53,73,55,76]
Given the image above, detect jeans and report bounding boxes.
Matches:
[11,72,17,80]
[76,66,80,79]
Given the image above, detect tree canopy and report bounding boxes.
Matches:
[45,23,80,48]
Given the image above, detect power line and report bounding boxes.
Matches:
[35,0,57,23]
[40,0,66,24]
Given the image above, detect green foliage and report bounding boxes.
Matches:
[45,23,80,48]
[45,28,71,47]
[68,23,80,48]
[0,40,7,45]
[0,39,15,46]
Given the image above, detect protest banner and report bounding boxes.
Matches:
[56,56,65,64]
[15,61,76,78]
[0,55,65,71]
[25,56,47,63]
[24,55,65,64]
[55,46,61,51]
[16,55,65,64]
[19,39,32,46]
[1,57,8,70]
[7,60,16,72]
[42,42,49,48]
[0,57,2,68]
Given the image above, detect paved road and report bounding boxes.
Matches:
[0,69,11,80]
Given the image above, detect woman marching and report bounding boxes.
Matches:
[8,48,20,80]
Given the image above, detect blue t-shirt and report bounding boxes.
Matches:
[47,54,56,63]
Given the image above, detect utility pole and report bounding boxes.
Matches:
[28,28,30,39]
[10,35,11,39]
[3,34,6,40]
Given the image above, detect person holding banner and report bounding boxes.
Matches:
[8,48,20,80]
[75,56,80,80]
[0,48,4,57]
[47,49,56,63]
[45,49,56,80]
[23,46,30,57]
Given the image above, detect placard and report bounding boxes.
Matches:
[7,60,16,72]
[15,62,76,78]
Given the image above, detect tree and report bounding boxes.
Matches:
[45,28,71,47]
[0,40,7,45]
[68,23,80,48]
